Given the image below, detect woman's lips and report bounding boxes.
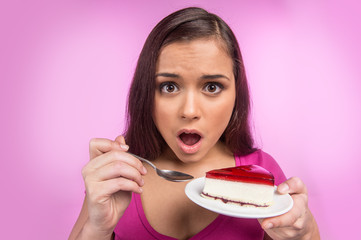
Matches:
[176,130,203,154]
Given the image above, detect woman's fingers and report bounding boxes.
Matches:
[89,138,119,159]
[105,177,143,194]
[91,160,145,187]
[114,135,128,149]
[259,177,309,230]
[260,197,305,229]
[89,136,129,159]
[85,150,146,175]
[88,136,142,174]
[87,177,143,203]
[83,137,147,199]
[277,177,308,195]
[83,154,146,200]
[83,136,148,203]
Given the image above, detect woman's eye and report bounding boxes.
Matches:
[160,82,179,93]
[204,82,223,94]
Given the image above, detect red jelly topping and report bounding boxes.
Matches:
[206,165,274,186]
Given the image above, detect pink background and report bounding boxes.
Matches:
[1,0,360,239]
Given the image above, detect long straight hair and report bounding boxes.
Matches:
[124,7,256,159]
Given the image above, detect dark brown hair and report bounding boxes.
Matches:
[124,7,256,159]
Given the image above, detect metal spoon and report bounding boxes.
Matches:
[128,153,194,182]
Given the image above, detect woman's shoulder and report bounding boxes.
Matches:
[235,149,273,164]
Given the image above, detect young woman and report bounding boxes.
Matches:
[69,7,320,240]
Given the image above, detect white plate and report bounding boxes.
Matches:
[185,177,293,219]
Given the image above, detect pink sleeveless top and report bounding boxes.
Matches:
[114,150,287,239]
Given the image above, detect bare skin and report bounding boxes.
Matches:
[69,136,146,240]
[140,144,235,239]
[259,177,320,239]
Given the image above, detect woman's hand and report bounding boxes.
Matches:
[258,177,320,240]
[81,135,147,239]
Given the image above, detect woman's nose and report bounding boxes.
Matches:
[180,92,200,120]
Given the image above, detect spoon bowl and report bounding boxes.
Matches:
[128,153,194,182]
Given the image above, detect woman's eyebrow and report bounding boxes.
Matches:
[155,73,230,81]
[201,74,230,81]
[155,72,180,78]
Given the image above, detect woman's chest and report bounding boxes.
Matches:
[140,177,218,240]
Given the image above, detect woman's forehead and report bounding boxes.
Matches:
[159,37,230,57]
[156,38,233,75]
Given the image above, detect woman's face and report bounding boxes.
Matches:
[153,38,236,163]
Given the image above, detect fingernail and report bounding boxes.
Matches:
[140,178,144,186]
[265,223,273,229]
[278,183,289,193]
[139,187,143,193]
[142,166,147,174]
[120,144,129,150]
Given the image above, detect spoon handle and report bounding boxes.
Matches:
[128,153,157,170]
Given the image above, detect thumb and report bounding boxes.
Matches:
[114,135,129,151]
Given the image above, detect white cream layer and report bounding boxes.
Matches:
[202,178,274,206]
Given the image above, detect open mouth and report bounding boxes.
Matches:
[179,132,201,146]
[177,130,203,154]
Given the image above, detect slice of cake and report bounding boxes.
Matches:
[201,165,274,207]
